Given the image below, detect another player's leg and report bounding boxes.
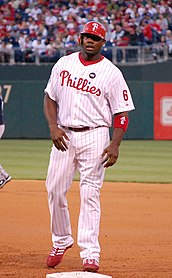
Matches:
[0,164,11,189]
[0,125,11,189]
[77,127,109,272]
[45,141,76,268]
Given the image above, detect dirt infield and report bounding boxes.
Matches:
[0,180,172,278]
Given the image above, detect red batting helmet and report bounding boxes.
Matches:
[80,21,106,40]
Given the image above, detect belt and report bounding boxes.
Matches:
[61,126,91,132]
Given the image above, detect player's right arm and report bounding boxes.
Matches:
[44,93,69,151]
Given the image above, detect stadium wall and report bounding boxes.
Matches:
[0,61,172,139]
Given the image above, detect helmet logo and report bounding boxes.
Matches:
[92,23,98,31]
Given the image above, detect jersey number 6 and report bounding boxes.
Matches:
[123,90,128,101]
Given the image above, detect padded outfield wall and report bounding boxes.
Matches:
[0,61,172,139]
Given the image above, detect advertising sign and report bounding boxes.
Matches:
[154,83,172,139]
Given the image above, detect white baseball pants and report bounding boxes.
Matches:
[45,126,109,262]
[0,124,5,138]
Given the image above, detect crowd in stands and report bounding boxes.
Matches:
[0,0,172,63]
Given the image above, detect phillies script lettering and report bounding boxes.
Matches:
[60,70,101,96]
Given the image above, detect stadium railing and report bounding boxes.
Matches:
[0,43,169,65]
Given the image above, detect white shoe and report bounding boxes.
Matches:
[0,175,11,189]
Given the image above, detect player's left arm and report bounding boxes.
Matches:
[101,111,128,168]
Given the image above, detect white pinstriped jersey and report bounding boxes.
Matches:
[45,52,135,127]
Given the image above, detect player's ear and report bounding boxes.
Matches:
[78,35,81,45]
[78,34,84,45]
[102,39,106,46]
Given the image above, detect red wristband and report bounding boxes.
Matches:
[113,115,129,131]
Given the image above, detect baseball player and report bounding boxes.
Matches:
[44,21,135,272]
[0,95,11,189]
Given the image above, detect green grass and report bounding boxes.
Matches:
[104,140,172,183]
[0,139,172,183]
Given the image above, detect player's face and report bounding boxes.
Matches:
[81,34,105,58]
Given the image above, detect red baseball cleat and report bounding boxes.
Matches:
[46,244,73,268]
[83,258,99,272]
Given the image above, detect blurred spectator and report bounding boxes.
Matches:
[41,37,61,62]
[36,22,48,38]
[125,3,136,19]
[157,0,172,14]
[29,3,42,20]
[128,27,140,46]
[28,17,38,34]
[140,19,154,44]
[45,9,57,37]
[32,37,46,56]
[101,40,114,62]
[140,17,162,44]
[51,3,61,17]
[119,21,131,46]
[156,13,168,35]
[146,2,157,17]
[136,25,147,46]
[165,29,172,56]
[0,2,15,23]
[110,24,125,45]
[66,14,79,34]
[18,34,33,62]
[59,5,70,21]
[18,30,26,50]
[45,38,57,56]
[2,29,23,62]
[55,20,69,40]
[156,34,167,59]
[17,19,30,35]
[138,3,146,17]
[54,36,65,50]
[65,34,78,48]
[127,26,141,61]
[9,1,22,10]
[0,40,13,62]
[111,23,129,63]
